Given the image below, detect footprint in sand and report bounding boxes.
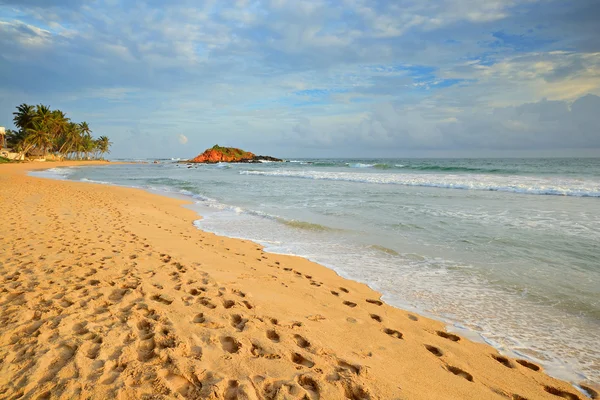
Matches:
[251,342,281,359]
[137,320,155,340]
[224,380,258,400]
[370,314,382,322]
[366,299,383,306]
[266,329,280,343]
[579,385,598,400]
[297,375,320,399]
[220,336,241,354]
[446,365,473,382]
[292,352,315,368]
[192,313,222,329]
[137,338,156,362]
[294,334,311,349]
[223,299,235,309]
[338,360,361,375]
[199,298,217,309]
[83,342,101,359]
[161,371,199,398]
[516,359,540,371]
[544,386,581,400]
[383,328,403,339]
[425,345,443,357]
[492,354,513,368]
[189,288,206,296]
[437,331,460,342]
[230,314,247,331]
[150,294,173,305]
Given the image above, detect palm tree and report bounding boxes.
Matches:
[57,122,78,158]
[79,121,91,136]
[49,110,69,154]
[96,136,112,159]
[23,120,52,157]
[35,104,53,128]
[8,103,112,160]
[13,103,36,131]
[5,129,26,151]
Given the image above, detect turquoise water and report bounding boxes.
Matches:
[32,158,600,385]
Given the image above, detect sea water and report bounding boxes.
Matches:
[31,158,600,385]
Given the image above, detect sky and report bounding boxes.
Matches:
[1,0,599,159]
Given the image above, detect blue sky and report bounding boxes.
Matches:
[1,0,599,158]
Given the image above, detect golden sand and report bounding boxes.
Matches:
[0,162,594,399]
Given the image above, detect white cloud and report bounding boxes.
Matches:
[2,0,600,158]
[0,20,52,47]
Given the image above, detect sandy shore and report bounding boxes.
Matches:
[0,161,594,400]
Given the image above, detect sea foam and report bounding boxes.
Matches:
[239,170,600,197]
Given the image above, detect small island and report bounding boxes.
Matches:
[187,144,283,163]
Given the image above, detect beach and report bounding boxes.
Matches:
[0,162,595,400]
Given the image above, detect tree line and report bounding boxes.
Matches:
[4,104,112,160]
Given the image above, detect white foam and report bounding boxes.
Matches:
[347,163,374,168]
[239,170,600,197]
[80,178,113,185]
[29,167,77,180]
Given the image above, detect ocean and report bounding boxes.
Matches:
[31,158,600,385]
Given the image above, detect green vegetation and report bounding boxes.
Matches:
[0,156,12,163]
[211,144,253,158]
[4,103,112,160]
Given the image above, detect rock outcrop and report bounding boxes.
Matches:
[188,145,283,163]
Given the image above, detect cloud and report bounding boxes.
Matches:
[178,134,188,145]
[0,0,599,158]
[274,94,600,156]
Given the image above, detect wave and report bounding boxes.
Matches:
[399,165,509,173]
[311,161,338,167]
[347,163,374,168]
[347,163,511,173]
[277,219,337,232]
[346,163,393,169]
[373,163,392,170]
[80,178,113,185]
[367,244,400,256]
[142,182,341,232]
[29,167,77,180]
[239,170,600,197]
[290,161,515,173]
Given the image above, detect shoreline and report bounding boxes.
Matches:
[28,166,511,353]
[33,162,598,386]
[1,161,596,399]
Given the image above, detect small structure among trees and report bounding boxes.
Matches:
[4,103,112,160]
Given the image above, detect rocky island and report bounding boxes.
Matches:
[187,144,283,163]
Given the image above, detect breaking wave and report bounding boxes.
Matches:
[239,170,600,197]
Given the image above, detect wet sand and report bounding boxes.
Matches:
[0,161,595,399]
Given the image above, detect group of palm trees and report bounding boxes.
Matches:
[4,103,112,160]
